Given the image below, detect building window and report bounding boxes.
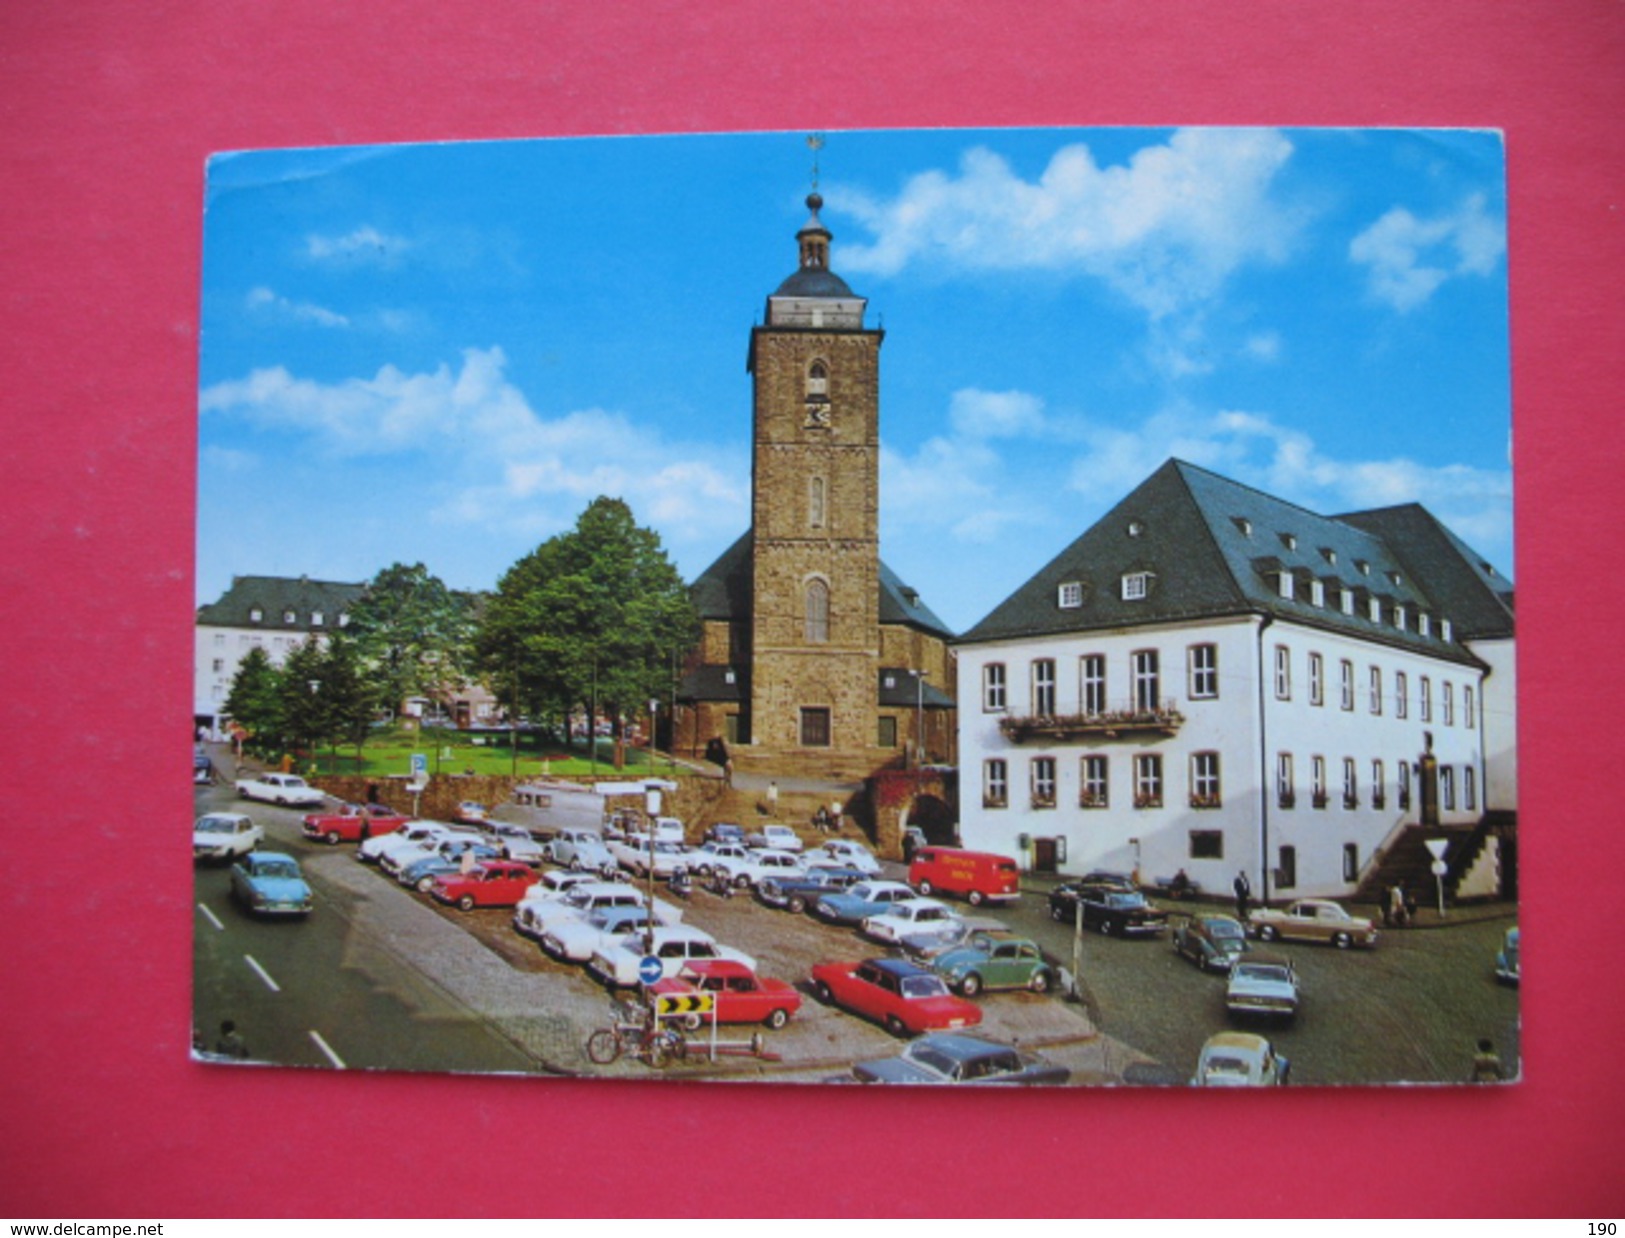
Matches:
[1419,612,1431,637]
[249,608,263,623]
[1057,581,1083,609]
[1133,754,1163,809]
[983,759,1008,809]
[1343,844,1360,884]
[1394,605,1407,631]
[1132,650,1160,711]
[1343,757,1358,809]
[1311,756,1328,809]
[213,633,225,647]
[1278,571,1295,601]
[283,609,296,624]
[211,658,224,673]
[1080,756,1108,808]
[1396,671,1409,719]
[1031,659,1056,715]
[1340,588,1355,615]
[1465,765,1477,811]
[1398,760,1412,811]
[312,611,324,627]
[799,707,831,748]
[1277,845,1297,891]
[1274,645,1292,700]
[1309,652,1323,706]
[338,612,349,627]
[1465,685,1476,729]
[1372,759,1387,810]
[1190,831,1224,860]
[1442,681,1454,726]
[1368,597,1382,623]
[1310,579,1326,607]
[1190,751,1221,808]
[1340,659,1355,711]
[1121,572,1151,601]
[877,716,897,748]
[1441,765,1456,811]
[1080,655,1106,715]
[1442,619,1453,643]
[982,663,1007,712]
[804,579,830,643]
[1420,676,1433,722]
[808,476,827,529]
[1030,757,1057,809]
[1277,752,1295,809]
[1188,643,1218,700]
[1369,665,1383,715]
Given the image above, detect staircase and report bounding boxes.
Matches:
[694,784,871,848]
[1353,821,1494,906]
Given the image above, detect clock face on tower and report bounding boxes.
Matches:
[804,401,831,428]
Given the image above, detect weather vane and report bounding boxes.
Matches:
[807,132,825,194]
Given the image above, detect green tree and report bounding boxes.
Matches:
[277,636,330,755]
[317,632,378,763]
[223,645,283,750]
[345,562,476,719]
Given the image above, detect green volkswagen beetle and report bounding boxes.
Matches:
[929,930,1055,998]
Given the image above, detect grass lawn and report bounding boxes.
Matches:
[303,728,688,779]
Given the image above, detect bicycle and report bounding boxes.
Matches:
[586,999,688,1069]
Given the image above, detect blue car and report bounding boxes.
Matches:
[229,852,313,917]
[812,879,917,925]
[757,865,867,914]
[398,844,501,892]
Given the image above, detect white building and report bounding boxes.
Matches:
[194,575,365,732]
[955,460,1515,903]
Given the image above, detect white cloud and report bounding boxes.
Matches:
[1348,193,1506,312]
[306,225,409,263]
[949,388,1046,439]
[245,286,349,328]
[838,129,1300,320]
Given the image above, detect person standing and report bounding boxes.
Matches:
[766,780,779,816]
[1233,870,1252,921]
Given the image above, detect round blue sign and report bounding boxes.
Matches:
[637,955,663,985]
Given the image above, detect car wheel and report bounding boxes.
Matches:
[416,876,435,893]
[766,1007,790,1030]
[1333,931,1352,949]
[734,873,751,889]
[586,1028,622,1065]
[1258,925,1278,942]
[968,889,985,907]
[959,973,982,998]
[813,980,833,1005]
[918,879,934,897]
[457,894,476,912]
[325,830,341,846]
[1030,970,1052,994]
[1098,919,1113,935]
[885,1015,908,1038]
[1049,903,1065,923]
[787,895,807,915]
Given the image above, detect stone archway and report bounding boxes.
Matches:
[869,768,958,860]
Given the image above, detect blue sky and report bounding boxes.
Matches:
[198,127,1511,632]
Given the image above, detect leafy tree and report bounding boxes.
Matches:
[345,562,476,718]
[224,645,283,750]
[277,636,330,754]
[317,632,378,763]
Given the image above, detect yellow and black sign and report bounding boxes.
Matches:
[654,992,715,1017]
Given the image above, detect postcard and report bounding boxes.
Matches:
[193,127,1517,1087]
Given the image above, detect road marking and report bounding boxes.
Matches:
[197,903,224,931]
[308,1029,347,1069]
[244,954,281,992]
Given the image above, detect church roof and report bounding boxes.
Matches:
[960,459,1507,665]
[771,267,857,299]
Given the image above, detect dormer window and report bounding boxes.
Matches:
[1279,532,1298,551]
[1394,605,1407,631]
[1127,521,1144,538]
[1310,580,1326,607]
[1121,572,1151,601]
[1277,571,1295,600]
[1340,588,1355,615]
[312,611,324,627]
[1441,619,1453,643]
[1418,613,1431,637]
[338,612,349,627]
[1387,570,1403,587]
[249,607,263,623]
[1355,560,1371,576]
[1368,598,1382,622]
[283,609,296,624]
[1058,581,1084,609]
[1232,517,1253,537]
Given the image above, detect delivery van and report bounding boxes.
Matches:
[907,847,1021,906]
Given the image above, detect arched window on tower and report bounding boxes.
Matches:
[804,360,831,427]
[804,578,830,644]
[808,476,827,529]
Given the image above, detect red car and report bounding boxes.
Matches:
[301,802,411,845]
[810,957,983,1038]
[651,959,803,1030]
[429,861,539,911]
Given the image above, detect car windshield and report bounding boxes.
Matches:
[905,1044,958,1075]
[1237,964,1291,984]
[197,817,235,834]
[900,974,950,999]
[1203,1055,1255,1079]
[254,860,299,880]
[1208,920,1244,939]
[1107,893,1147,910]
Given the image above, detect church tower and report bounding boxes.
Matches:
[744,192,884,763]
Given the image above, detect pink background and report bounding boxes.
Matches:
[4,1,1621,1217]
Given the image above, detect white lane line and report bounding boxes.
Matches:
[244,954,282,992]
[309,1030,347,1069]
[197,903,224,931]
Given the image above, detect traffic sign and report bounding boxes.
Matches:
[637,955,663,985]
[654,992,715,1017]
[411,753,428,778]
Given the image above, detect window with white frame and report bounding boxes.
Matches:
[249,608,263,623]
[312,611,324,627]
[1133,754,1163,808]
[1369,665,1383,714]
[1394,605,1407,631]
[1274,645,1291,700]
[283,609,296,624]
[1121,572,1151,601]
[1277,571,1295,600]
[1312,756,1327,808]
[1057,581,1084,609]
[1030,756,1057,808]
[1343,757,1358,809]
[1080,755,1108,808]
[1442,681,1454,726]
[1465,685,1475,729]
[1440,765,1456,811]
[1464,765,1477,811]
[1031,659,1056,715]
[983,759,1008,808]
[1132,649,1160,711]
[1309,652,1324,706]
[1368,597,1382,623]
[1398,760,1412,810]
[1341,588,1355,615]
[982,663,1007,712]
[1190,751,1221,808]
[1420,676,1433,722]
[1372,759,1386,809]
[1419,612,1431,637]
[1340,659,1355,710]
[1188,643,1218,700]
[1396,670,1409,719]
[1277,752,1295,808]
[1310,579,1326,607]
[213,633,225,647]
[1080,655,1106,714]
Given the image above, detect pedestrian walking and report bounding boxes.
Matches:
[767,780,779,815]
[1233,870,1252,921]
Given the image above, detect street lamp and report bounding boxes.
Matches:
[910,668,929,769]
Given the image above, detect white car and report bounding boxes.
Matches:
[747,823,804,852]
[540,904,680,962]
[609,836,691,878]
[587,924,755,989]
[862,898,962,945]
[710,848,807,889]
[809,839,880,874]
[518,869,607,907]
[486,822,547,865]
[512,879,660,941]
[380,828,489,877]
[1192,1031,1291,1086]
[1226,953,1300,1021]
[687,841,753,876]
[357,821,464,866]
[193,812,263,861]
[234,772,326,807]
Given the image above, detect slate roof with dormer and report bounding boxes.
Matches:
[959,459,1507,667]
[196,575,366,631]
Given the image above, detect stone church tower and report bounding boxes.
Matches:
[677,190,956,780]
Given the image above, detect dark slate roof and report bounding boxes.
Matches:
[878,668,956,709]
[959,459,1502,667]
[196,575,365,631]
[771,267,858,299]
[690,533,956,640]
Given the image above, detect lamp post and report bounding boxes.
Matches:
[306,679,321,770]
[911,668,929,769]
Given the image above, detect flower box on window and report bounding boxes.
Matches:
[1312,792,1329,810]
[1278,791,1296,809]
[1132,794,1163,810]
[999,704,1186,743]
[1373,793,1387,811]
[1343,794,1359,810]
[1078,793,1108,809]
[1030,794,1056,810]
[983,794,1008,810]
[1189,793,1223,810]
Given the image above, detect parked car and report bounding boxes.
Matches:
[193,812,263,862]
[1249,899,1379,949]
[813,879,919,925]
[929,931,1056,997]
[544,828,616,873]
[756,865,867,914]
[746,823,804,853]
[899,915,1010,962]
[1047,883,1168,936]
[588,924,755,989]
[853,1032,1069,1086]
[229,851,313,917]
[810,957,983,1037]
[707,847,807,890]
[1192,1031,1291,1086]
[381,827,489,878]
[1171,913,1250,973]
[807,838,881,874]
[234,772,326,807]
[193,753,215,785]
[519,868,611,906]
[512,879,655,941]
[453,800,490,825]
[609,836,692,879]
[862,898,962,946]
[429,860,539,911]
[486,822,548,865]
[685,841,753,876]
[908,847,1021,906]
[702,822,747,847]
[397,844,502,892]
[1226,952,1300,1021]
[358,821,462,866]
[651,959,802,1030]
[1077,870,1140,891]
[1495,926,1520,985]
[541,904,676,963]
[301,802,410,845]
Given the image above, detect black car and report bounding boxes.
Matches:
[757,865,867,914]
[1047,882,1168,936]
